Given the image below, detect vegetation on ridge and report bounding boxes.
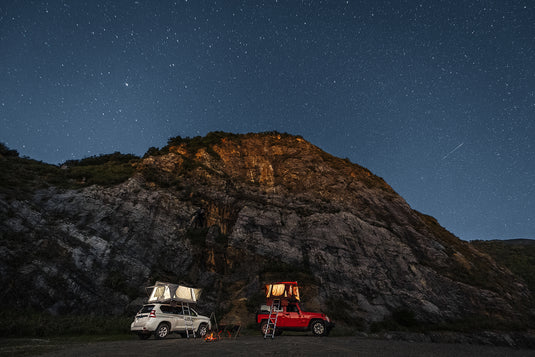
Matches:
[0,143,140,196]
[2,132,388,195]
[143,131,300,157]
[60,152,140,186]
[471,239,535,295]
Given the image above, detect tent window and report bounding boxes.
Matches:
[271,284,285,296]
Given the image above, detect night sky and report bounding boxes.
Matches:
[1,1,534,241]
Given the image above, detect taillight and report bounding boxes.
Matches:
[149,309,156,318]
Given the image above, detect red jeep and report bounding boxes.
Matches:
[256,282,334,337]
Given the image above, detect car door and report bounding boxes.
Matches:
[188,308,200,329]
[158,305,182,331]
[283,304,307,328]
[276,306,290,327]
[172,306,186,331]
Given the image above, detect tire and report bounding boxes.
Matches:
[260,320,269,336]
[137,333,151,340]
[197,323,208,337]
[310,320,326,336]
[154,323,170,339]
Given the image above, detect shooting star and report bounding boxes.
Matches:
[442,142,464,160]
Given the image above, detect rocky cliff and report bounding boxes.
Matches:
[0,132,533,329]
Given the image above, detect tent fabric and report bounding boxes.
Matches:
[147,281,202,303]
[265,282,300,301]
[289,285,300,301]
[271,284,285,296]
[175,285,201,302]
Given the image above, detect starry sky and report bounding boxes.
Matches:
[1,1,534,241]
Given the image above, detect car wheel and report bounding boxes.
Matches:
[260,320,269,336]
[155,323,170,339]
[137,333,151,340]
[311,320,326,336]
[197,323,208,337]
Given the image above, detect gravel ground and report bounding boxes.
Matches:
[28,335,535,357]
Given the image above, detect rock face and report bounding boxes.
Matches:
[0,132,533,328]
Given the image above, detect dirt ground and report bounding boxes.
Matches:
[16,335,534,357]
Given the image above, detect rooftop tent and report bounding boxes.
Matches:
[265,281,300,301]
[175,285,201,302]
[147,281,202,304]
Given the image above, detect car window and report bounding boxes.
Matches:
[159,305,174,314]
[139,305,155,313]
[171,307,197,316]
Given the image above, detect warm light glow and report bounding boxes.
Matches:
[204,332,219,342]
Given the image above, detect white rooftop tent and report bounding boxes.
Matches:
[147,281,202,304]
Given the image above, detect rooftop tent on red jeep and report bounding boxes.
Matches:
[147,281,202,304]
[265,281,300,301]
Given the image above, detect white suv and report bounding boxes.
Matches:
[131,303,211,339]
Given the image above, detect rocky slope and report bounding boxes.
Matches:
[0,132,533,329]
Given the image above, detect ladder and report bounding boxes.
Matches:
[182,302,196,338]
[263,300,279,339]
